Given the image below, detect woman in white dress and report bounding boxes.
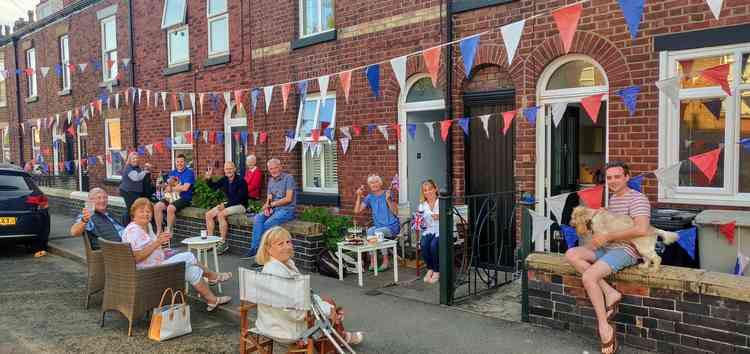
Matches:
[418,180,440,284]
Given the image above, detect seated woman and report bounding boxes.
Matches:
[121,198,232,311]
[255,226,364,345]
[353,175,400,272]
[418,180,440,284]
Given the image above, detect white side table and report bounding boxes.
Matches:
[181,236,223,294]
[337,240,398,287]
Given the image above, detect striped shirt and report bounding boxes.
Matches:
[605,188,651,259]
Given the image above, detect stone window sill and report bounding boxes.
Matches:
[25,96,39,103]
[58,89,71,96]
[451,0,516,14]
[291,30,337,50]
[204,54,230,68]
[162,63,191,76]
[298,192,340,206]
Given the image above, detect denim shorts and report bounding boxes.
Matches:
[594,247,638,272]
[367,226,396,240]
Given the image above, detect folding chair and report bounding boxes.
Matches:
[238,267,356,354]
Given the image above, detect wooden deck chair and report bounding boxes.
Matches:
[238,267,355,354]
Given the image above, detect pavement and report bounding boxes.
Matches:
[10,212,654,354]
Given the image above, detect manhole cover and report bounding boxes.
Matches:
[364,290,382,296]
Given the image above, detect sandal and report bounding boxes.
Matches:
[376,264,390,272]
[206,296,232,312]
[206,272,232,286]
[598,324,618,354]
[606,298,621,321]
[344,331,364,345]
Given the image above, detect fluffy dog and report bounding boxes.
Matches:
[570,206,679,270]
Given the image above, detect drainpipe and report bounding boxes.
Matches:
[11,36,24,166]
[127,0,137,148]
[445,1,454,195]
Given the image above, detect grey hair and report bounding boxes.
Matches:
[89,187,108,200]
[367,175,382,184]
[246,155,257,165]
[267,158,281,167]
[224,160,236,169]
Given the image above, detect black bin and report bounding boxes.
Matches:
[651,208,700,268]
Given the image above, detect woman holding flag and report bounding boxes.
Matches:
[417,180,440,284]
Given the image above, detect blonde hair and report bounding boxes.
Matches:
[256,226,292,265]
[419,179,438,203]
[130,197,154,219]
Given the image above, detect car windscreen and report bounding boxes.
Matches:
[0,173,33,191]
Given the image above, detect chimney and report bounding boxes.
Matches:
[13,18,27,32]
[27,10,34,23]
[4,26,9,36]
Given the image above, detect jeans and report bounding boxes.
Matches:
[249,209,296,255]
[420,233,439,272]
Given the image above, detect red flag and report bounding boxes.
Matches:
[581,93,605,123]
[107,59,116,70]
[233,131,240,142]
[281,83,291,111]
[720,221,736,244]
[352,125,361,137]
[234,90,245,109]
[25,68,34,76]
[578,184,604,209]
[154,142,164,154]
[700,64,731,96]
[552,3,583,54]
[106,154,112,164]
[423,47,442,87]
[440,120,452,142]
[96,100,103,114]
[502,111,516,135]
[67,126,76,136]
[311,129,320,142]
[688,147,722,183]
[208,131,217,144]
[392,123,401,141]
[259,131,267,144]
[339,70,352,103]
[68,63,76,72]
[171,93,179,111]
[184,131,193,144]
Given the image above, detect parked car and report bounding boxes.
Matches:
[0,164,50,252]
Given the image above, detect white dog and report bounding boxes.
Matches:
[570,206,679,271]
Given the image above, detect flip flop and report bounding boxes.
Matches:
[376,264,390,272]
[206,272,232,286]
[34,250,47,258]
[206,296,232,312]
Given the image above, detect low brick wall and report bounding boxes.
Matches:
[526,253,750,354]
[46,188,325,273]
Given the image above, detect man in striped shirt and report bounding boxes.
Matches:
[564,161,652,353]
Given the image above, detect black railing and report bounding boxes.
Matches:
[32,174,81,191]
[439,191,517,305]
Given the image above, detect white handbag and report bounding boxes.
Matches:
[148,288,192,341]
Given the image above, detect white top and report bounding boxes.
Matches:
[418,200,440,237]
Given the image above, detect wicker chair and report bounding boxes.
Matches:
[82,232,104,309]
[98,238,185,336]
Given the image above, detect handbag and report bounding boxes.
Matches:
[148,288,192,341]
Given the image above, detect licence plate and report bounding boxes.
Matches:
[0,217,16,226]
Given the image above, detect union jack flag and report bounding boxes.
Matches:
[411,211,426,232]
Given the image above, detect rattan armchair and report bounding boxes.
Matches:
[98,239,185,336]
[82,232,104,309]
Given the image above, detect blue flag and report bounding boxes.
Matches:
[560,225,579,249]
[88,156,97,166]
[65,161,74,172]
[367,124,376,136]
[616,86,640,116]
[627,175,644,192]
[41,163,49,173]
[365,64,380,97]
[137,146,145,156]
[618,0,645,39]
[324,127,334,140]
[459,36,480,79]
[93,60,102,71]
[407,123,417,140]
[16,69,22,76]
[703,101,722,120]
[676,227,697,260]
[251,88,260,114]
[54,64,63,76]
[458,118,470,136]
[741,138,750,152]
[286,130,295,139]
[523,106,539,127]
[240,131,248,145]
[216,132,225,145]
[210,93,220,112]
[164,138,172,150]
[297,80,307,100]
[193,130,201,141]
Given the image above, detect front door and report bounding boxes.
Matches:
[406,109,446,212]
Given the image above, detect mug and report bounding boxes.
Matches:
[200,230,208,240]
[375,231,384,242]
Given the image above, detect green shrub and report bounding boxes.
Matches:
[299,207,353,251]
[191,178,226,209]
[247,199,263,214]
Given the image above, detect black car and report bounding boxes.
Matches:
[0,164,50,251]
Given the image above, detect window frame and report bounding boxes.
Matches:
[167,25,190,67]
[0,52,6,107]
[207,0,229,58]
[658,42,750,207]
[105,118,123,180]
[170,110,194,170]
[1,129,10,162]
[100,16,118,82]
[31,126,41,161]
[26,48,37,98]
[161,0,188,29]
[298,0,335,39]
[59,34,71,91]
[295,93,338,194]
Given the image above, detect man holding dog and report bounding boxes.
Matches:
[564,161,652,354]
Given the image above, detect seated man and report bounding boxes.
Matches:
[246,158,296,258]
[204,161,248,254]
[354,175,400,272]
[70,187,125,250]
[154,154,195,235]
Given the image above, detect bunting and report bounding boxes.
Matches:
[551,102,567,127]
[720,221,736,244]
[339,70,352,103]
[365,65,380,97]
[560,225,580,249]
[318,75,330,102]
[529,209,555,246]
[281,83,291,111]
[440,120,452,142]
[500,20,525,66]
[552,3,583,54]
[656,77,681,106]
[688,147,722,183]
[425,122,436,142]
[700,64,731,96]
[251,88,260,114]
[741,138,750,152]
[264,86,274,113]
[407,123,417,140]
[458,118,470,136]
[423,47,441,87]
[479,114,491,138]
[459,35,480,77]
[581,94,605,123]
[390,56,407,92]
[627,175,644,193]
[616,86,640,116]
[653,161,682,192]
[502,111,515,135]
[618,0,645,39]
[377,125,389,141]
[706,0,724,20]
[546,192,570,223]
[677,227,697,260]
[578,184,604,209]
[298,80,308,101]
[735,252,749,276]
[340,138,350,155]
[523,107,538,127]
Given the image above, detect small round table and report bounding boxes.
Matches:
[181,236,223,294]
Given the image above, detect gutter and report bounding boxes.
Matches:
[127,0,137,147]
[445,0,454,195]
[11,36,23,165]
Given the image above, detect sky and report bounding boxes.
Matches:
[0,0,38,33]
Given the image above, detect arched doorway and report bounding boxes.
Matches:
[398,75,446,212]
[224,102,248,175]
[536,55,609,252]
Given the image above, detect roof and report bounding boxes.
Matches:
[0,0,102,46]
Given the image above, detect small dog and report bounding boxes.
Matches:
[570,206,679,271]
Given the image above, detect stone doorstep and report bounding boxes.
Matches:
[527,253,750,303]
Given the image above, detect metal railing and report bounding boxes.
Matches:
[31,174,85,191]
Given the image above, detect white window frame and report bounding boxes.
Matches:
[161,0,187,29]
[31,126,41,161]
[170,110,194,169]
[207,0,229,58]
[26,48,37,98]
[100,16,118,82]
[167,25,190,67]
[658,42,750,207]
[295,93,338,193]
[2,129,10,163]
[105,118,122,179]
[299,0,335,39]
[59,35,71,91]
[0,52,7,107]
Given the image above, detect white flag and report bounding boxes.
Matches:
[706,0,724,19]
[264,86,274,113]
[656,77,681,107]
[203,130,209,144]
[340,138,350,155]
[284,137,292,152]
[146,90,151,107]
[146,144,153,155]
[253,131,259,145]
[546,193,570,223]
[501,19,526,66]
[138,89,143,106]
[390,56,407,92]
[67,111,73,124]
[78,63,88,73]
[479,114,491,139]
[529,209,555,246]
[376,125,389,141]
[40,67,50,78]
[190,93,196,112]
[55,114,60,127]
[118,150,128,161]
[223,91,231,107]
[318,76,330,102]
[654,161,683,192]
[736,252,750,276]
[289,138,299,152]
[313,143,322,158]
[115,93,120,110]
[303,142,311,156]
[160,92,167,111]
[425,122,435,142]
[340,126,352,139]
[122,58,131,67]
[551,102,567,127]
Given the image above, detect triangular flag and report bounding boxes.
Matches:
[311,128,320,142]
[298,80,308,100]
[161,92,168,111]
[479,114,491,138]
[425,122,436,142]
[40,67,50,78]
[365,64,380,97]
[216,131,225,145]
[618,0,645,39]
[500,20,525,66]
[654,161,683,192]
[189,93,196,113]
[339,70,352,103]
[377,125,389,141]
[233,131,241,142]
[560,225,580,249]
[122,58,131,68]
[459,35,480,77]
[210,93,220,112]
[700,64,731,96]
[546,193,570,222]
[440,120,452,142]
[281,83,291,111]
[318,75,330,101]
[115,92,121,110]
[352,125,361,137]
[581,94,605,123]
[78,63,88,73]
[407,123,417,140]
[390,56,407,92]
[458,118,470,136]
[502,111,515,135]
[552,3,583,54]
[251,88,260,114]
[367,124,376,136]
[529,209,555,246]
[240,131,248,144]
[706,0,724,20]
[259,131,267,144]
[676,227,696,260]
[340,138,350,155]
[523,107,539,127]
[703,100,722,120]
[339,127,351,140]
[577,184,604,209]
[688,147,722,183]
[551,102,567,127]
[323,127,334,141]
[146,144,153,155]
[223,91,232,108]
[423,47,441,87]
[234,89,245,110]
[392,123,401,141]
[656,77,681,106]
[740,137,750,152]
[284,137,292,152]
[735,252,749,276]
[264,86,274,113]
[616,86,640,116]
[627,175,645,192]
[252,131,259,145]
[720,221,736,244]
